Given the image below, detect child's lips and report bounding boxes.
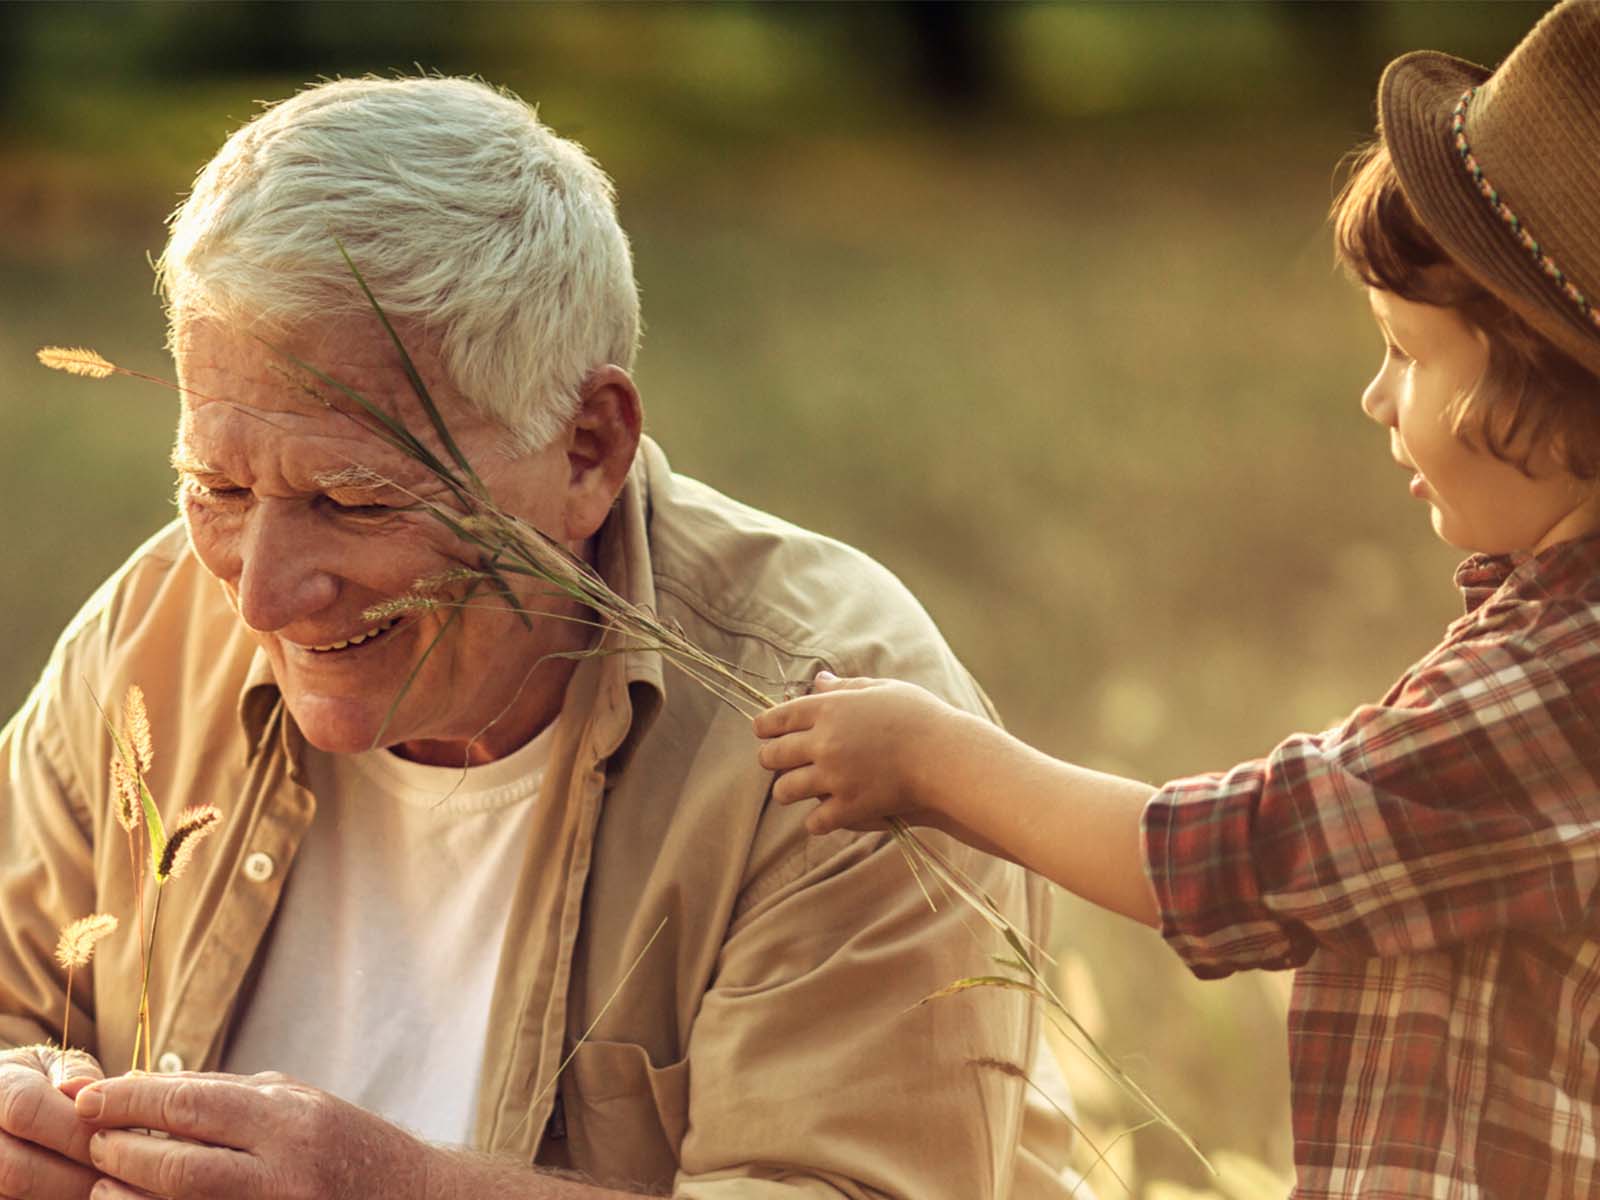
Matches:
[1392,454,1426,498]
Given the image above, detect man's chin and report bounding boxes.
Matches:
[281,694,400,757]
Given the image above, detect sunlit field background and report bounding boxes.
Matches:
[0,3,1546,1193]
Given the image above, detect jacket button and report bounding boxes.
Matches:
[157,1052,184,1074]
[242,851,275,883]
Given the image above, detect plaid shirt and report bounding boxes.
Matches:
[1143,535,1600,1200]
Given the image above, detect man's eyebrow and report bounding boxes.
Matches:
[170,451,223,476]
[312,466,394,492]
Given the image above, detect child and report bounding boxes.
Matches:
[754,3,1600,1196]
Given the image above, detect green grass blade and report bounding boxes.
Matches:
[367,599,467,751]
[514,914,670,1143]
[259,338,462,492]
[334,238,481,490]
[917,975,1038,1005]
[86,683,167,870]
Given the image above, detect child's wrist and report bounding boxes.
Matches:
[903,703,986,823]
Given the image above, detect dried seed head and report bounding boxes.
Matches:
[360,595,440,624]
[412,568,490,593]
[109,757,140,834]
[456,514,507,540]
[124,684,153,774]
[267,361,332,409]
[312,464,389,491]
[37,346,115,379]
[54,914,119,970]
[157,805,222,883]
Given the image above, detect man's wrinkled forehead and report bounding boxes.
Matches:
[170,318,491,490]
[174,316,447,422]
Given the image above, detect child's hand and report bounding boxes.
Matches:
[754,672,968,836]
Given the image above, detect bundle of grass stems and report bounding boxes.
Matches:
[38,246,1208,1188]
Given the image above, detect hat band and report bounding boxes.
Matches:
[1452,87,1600,331]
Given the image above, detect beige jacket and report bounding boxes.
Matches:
[0,438,1075,1197]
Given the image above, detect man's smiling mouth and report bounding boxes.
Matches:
[305,615,405,653]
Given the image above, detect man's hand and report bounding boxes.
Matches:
[0,1044,104,1200]
[77,1071,430,1200]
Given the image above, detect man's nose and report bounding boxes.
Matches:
[235,502,339,633]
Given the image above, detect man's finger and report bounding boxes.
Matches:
[0,1127,100,1200]
[91,1129,254,1200]
[77,1077,252,1150]
[79,1180,154,1200]
[53,1077,94,1103]
[0,1060,98,1165]
[49,1051,104,1095]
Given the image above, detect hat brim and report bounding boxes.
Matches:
[1380,49,1600,378]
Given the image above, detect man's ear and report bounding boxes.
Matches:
[562,365,642,540]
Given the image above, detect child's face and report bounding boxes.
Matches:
[1362,288,1600,555]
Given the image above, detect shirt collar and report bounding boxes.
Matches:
[235,438,669,768]
[1455,530,1600,616]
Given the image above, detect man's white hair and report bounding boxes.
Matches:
[157,75,640,451]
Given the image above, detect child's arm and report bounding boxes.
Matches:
[754,673,1161,927]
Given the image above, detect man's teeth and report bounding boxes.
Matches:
[309,616,402,653]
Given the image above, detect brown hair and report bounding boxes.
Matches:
[1332,142,1600,479]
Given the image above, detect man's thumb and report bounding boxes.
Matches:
[50,1048,105,1095]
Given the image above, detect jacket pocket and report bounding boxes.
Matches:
[560,1038,690,1191]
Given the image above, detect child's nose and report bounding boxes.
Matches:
[1361,374,1395,426]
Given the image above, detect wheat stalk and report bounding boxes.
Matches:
[86,682,226,1072]
[37,346,193,395]
[54,913,118,1053]
[37,346,115,378]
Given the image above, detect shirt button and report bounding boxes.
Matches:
[242,852,275,883]
[157,1052,184,1074]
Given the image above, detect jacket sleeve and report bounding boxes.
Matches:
[1143,620,1600,980]
[671,825,1046,1199]
[0,646,101,1052]
[661,623,1062,1199]
[0,527,193,1059]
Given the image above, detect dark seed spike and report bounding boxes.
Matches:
[157,808,221,882]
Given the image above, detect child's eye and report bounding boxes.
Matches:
[1385,342,1413,365]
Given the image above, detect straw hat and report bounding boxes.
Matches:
[1380,0,1600,378]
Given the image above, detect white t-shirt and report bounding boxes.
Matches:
[221,724,553,1143]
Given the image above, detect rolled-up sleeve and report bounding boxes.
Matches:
[1143,622,1600,980]
[672,828,1041,1199]
[0,657,99,1051]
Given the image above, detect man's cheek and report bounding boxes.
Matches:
[182,505,245,590]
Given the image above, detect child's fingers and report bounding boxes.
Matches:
[752,697,821,739]
[805,802,842,836]
[805,797,889,836]
[757,733,812,773]
[771,765,829,807]
[810,671,875,694]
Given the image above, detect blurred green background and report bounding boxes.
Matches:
[0,2,1550,1193]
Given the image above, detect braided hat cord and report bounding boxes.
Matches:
[1453,86,1600,331]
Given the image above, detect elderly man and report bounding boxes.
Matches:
[0,77,1071,1198]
